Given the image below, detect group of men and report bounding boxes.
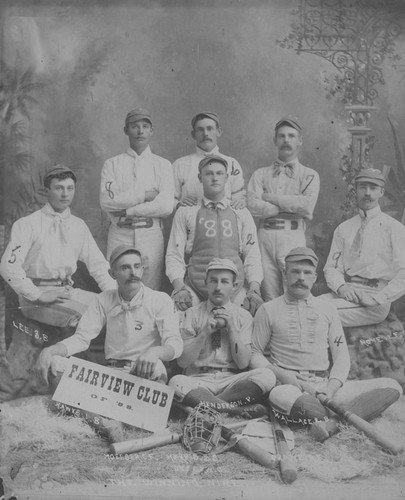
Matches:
[0,108,403,443]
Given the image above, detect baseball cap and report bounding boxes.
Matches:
[198,155,228,172]
[285,247,318,267]
[355,168,385,187]
[275,117,302,133]
[109,244,140,267]
[191,112,220,129]
[125,108,152,125]
[206,258,238,277]
[45,164,77,183]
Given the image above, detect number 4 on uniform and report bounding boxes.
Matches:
[334,336,343,347]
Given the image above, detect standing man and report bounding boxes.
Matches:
[173,112,246,209]
[166,155,263,315]
[323,168,405,327]
[248,117,320,300]
[169,258,275,418]
[250,247,402,441]
[100,108,174,290]
[0,164,115,328]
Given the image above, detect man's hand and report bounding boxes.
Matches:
[133,348,160,379]
[37,289,71,304]
[276,367,301,387]
[35,347,60,385]
[172,286,193,311]
[178,196,198,207]
[337,284,360,303]
[145,189,158,202]
[354,290,379,307]
[230,198,246,210]
[212,308,236,333]
[243,284,264,316]
[262,192,277,204]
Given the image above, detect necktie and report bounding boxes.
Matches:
[211,306,225,349]
[207,202,219,210]
[273,160,295,178]
[350,214,368,258]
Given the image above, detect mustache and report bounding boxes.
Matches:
[126,277,141,282]
[292,281,309,289]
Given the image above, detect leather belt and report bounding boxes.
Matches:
[194,366,239,374]
[116,216,154,229]
[262,218,303,230]
[32,278,73,287]
[291,369,329,377]
[107,359,137,369]
[345,275,387,289]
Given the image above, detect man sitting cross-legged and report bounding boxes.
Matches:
[168,258,276,418]
[250,246,402,441]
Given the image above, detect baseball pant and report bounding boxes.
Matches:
[269,376,402,416]
[169,368,276,401]
[19,287,95,328]
[107,224,164,291]
[258,227,306,301]
[321,291,390,327]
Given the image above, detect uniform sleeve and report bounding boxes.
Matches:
[165,208,189,284]
[324,226,346,294]
[155,293,183,359]
[239,209,263,285]
[78,224,116,291]
[237,309,254,346]
[172,158,183,203]
[60,295,107,356]
[270,170,320,219]
[228,158,246,201]
[250,305,272,365]
[327,305,350,385]
[247,169,280,219]
[374,222,405,304]
[0,219,41,301]
[100,157,145,212]
[179,306,199,340]
[126,159,174,218]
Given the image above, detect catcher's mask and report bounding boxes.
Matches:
[182,402,222,454]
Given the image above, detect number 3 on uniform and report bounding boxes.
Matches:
[202,219,233,238]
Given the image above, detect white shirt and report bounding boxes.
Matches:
[172,146,245,206]
[324,206,405,304]
[100,146,174,224]
[0,203,115,301]
[181,299,252,372]
[61,284,183,361]
[247,159,320,220]
[166,197,263,285]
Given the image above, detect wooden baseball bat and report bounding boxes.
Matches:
[316,393,404,455]
[269,408,297,483]
[111,419,252,455]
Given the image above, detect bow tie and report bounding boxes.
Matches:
[273,160,295,178]
[207,202,222,210]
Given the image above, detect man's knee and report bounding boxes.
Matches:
[268,384,303,414]
[248,368,277,393]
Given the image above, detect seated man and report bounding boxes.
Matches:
[168,258,276,418]
[166,155,263,315]
[322,168,405,327]
[0,164,115,328]
[173,111,246,209]
[36,245,183,386]
[250,247,402,441]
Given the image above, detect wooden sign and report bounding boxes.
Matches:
[52,358,174,433]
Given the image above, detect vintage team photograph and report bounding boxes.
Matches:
[0,0,404,499]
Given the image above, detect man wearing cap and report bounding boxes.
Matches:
[250,246,402,441]
[0,164,115,328]
[248,117,320,300]
[100,108,174,290]
[168,257,275,418]
[322,168,405,326]
[166,155,263,315]
[36,246,182,385]
[172,112,246,210]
